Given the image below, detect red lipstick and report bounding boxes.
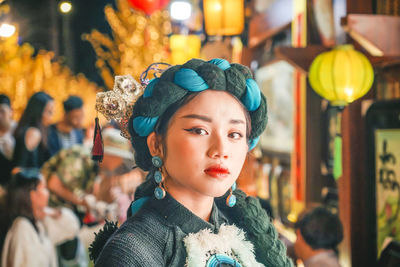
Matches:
[204,165,230,178]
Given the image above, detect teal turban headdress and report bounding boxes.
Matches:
[128,58,268,171]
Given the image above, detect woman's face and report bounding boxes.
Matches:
[161,90,249,198]
[30,179,49,220]
[41,100,54,126]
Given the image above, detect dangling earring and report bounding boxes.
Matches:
[152,156,166,200]
[226,182,237,207]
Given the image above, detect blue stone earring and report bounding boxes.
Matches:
[152,156,166,200]
[226,182,237,207]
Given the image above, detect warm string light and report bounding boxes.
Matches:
[0,5,15,38]
[83,0,172,89]
[0,32,100,126]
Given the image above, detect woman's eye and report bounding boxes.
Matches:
[184,128,208,135]
[229,132,243,140]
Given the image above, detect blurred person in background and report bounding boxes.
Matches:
[94,127,146,222]
[42,127,145,224]
[40,127,145,260]
[13,92,54,169]
[41,145,98,214]
[41,145,99,267]
[0,168,80,267]
[294,206,343,267]
[48,95,85,156]
[0,94,16,186]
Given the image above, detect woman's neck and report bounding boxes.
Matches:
[32,206,46,221]
[165,178,214,222]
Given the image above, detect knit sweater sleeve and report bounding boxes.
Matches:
[95,211,168,267]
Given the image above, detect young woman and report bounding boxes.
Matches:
[91,59,293,267]
[1,169,80,267]
[13,92,54,169]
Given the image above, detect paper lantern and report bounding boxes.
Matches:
[203,0,244,36]
[170,34,201,64]
[309,44,374,106]
[127,0,170,15]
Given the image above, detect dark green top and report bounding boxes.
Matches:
[94,191,293,267]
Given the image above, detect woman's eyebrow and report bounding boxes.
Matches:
[230,119,245,125]
[181,114,245,125]
[181,114,212,122]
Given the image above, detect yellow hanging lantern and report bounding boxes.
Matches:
[203,0,244,36]
[170,34,201,64]
[309,44,374,106]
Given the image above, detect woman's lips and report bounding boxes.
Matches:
[204,166,230,178]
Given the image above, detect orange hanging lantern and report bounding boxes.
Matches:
[203,0,244,36]
[170,35,201,64]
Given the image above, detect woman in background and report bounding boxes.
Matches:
[1,169,80,267]
[13,92,54,169]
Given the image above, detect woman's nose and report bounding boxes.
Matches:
[207,134,228,159]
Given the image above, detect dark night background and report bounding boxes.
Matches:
[8,0,114,87]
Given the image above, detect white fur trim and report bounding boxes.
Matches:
[183,224,265,267]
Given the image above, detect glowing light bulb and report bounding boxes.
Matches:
[344,87,354,98]
[0,23,16,38]
[212,2,222,11]
[170,1,192,21]
[60,1,72,13]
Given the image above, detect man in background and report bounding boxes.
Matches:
[294,206,343,267]
[48,95,84,156]
[0,94,16,186]
[42,127,145,224]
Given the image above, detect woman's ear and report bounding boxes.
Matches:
[147,132,163,157]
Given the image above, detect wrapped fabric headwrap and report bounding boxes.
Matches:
[128,58,268,171]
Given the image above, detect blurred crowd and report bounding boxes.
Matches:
[0,92,146,267]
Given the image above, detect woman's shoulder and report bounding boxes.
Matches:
[5,217,37,242]
[15,126,40,139]
[9,217,35,231]
[118,207,171,240]
[24,127,41,151]
[93,205,172,266]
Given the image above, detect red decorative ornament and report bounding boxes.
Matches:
[127,0,170,15]
[91,117,103,162]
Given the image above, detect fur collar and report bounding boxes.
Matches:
[183,224,265,267]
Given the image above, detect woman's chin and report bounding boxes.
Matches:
[203,187,231,198]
